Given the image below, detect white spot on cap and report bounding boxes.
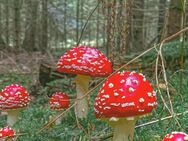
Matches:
[102,94,110,99]
[120,71,124,76]
[16,92,21,95]
[101,89,104,93]
[153,91,157,96]
[130,71,136,75]
[138,109,145,112]
[4,93,8,96]
[120,80,125,83]
[119,89,124,92]
[100,98,105,101]
[129,87,135,93]
[94,108,99,113]
[104,106,111,110]
[121,102,135,107]
[110,103,120,106]
[147,92,152,97]
[0,96,3,100]
[108,83,114,88]
[169,134,174,139]
[114,92,119,97]
[122,96,126,99]
[148,103,155,107]
[139,98,145,103]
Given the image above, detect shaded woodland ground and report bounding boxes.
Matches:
[0,0,188,140]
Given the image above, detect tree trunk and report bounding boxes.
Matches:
[96,5,100,48]
[132,0,145,52]
[76,0,80,44]
[167,0,181,36]
[116,0,128,62]
[125,0,132,53]
[158,0,167,41]
[0,1,5,48]
[22,0,38,52]
[14,0,21,50]
[106,0,116,60]
[64,0,67,48]
[5,0,10,47]
[41,0,48,54]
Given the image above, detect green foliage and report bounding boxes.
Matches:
[141,41,188,69]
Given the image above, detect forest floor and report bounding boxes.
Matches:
[0,50,57,74]
[0,46,188,140]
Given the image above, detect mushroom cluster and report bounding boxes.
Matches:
[0,127,14,140]
[163,132,188,141]
[0,84,30,126]
[57,46,112,118]
[94,71,157,141]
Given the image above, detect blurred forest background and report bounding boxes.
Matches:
[0,0,188,140]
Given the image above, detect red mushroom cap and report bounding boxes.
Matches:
[94,71,157,119]
[163,132,188,141]
[56,46,113,77]
[0,84,30,110]
[50,92,70,110]
[0,127,14,139]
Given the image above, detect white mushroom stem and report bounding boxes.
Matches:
[109,118,136,141]
[75,74,91,119]
[7,110,21,126]
[55,111,63,125]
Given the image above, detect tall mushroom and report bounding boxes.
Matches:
[94,71,157,141]
[50,92,70,125]
[0,127,14,140]
[163,132,188,141]
[56,46,112,119]
[0,84,30,126]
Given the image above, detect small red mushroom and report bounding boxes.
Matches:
[0,84,30,126]
[0,127,14,140]
[94,71,157,141]
[50,92,70,124]
[57,46,112,118]
[163,132,188,141]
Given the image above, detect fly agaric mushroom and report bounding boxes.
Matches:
[57,46,112,119]
[163,132,188,141]
[50,92,70,125]
[0,127,14,140]
[94,71,157,141]
[0,84,30,126]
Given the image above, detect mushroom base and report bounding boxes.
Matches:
[109,118,136,141]
[75,75,91,119]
